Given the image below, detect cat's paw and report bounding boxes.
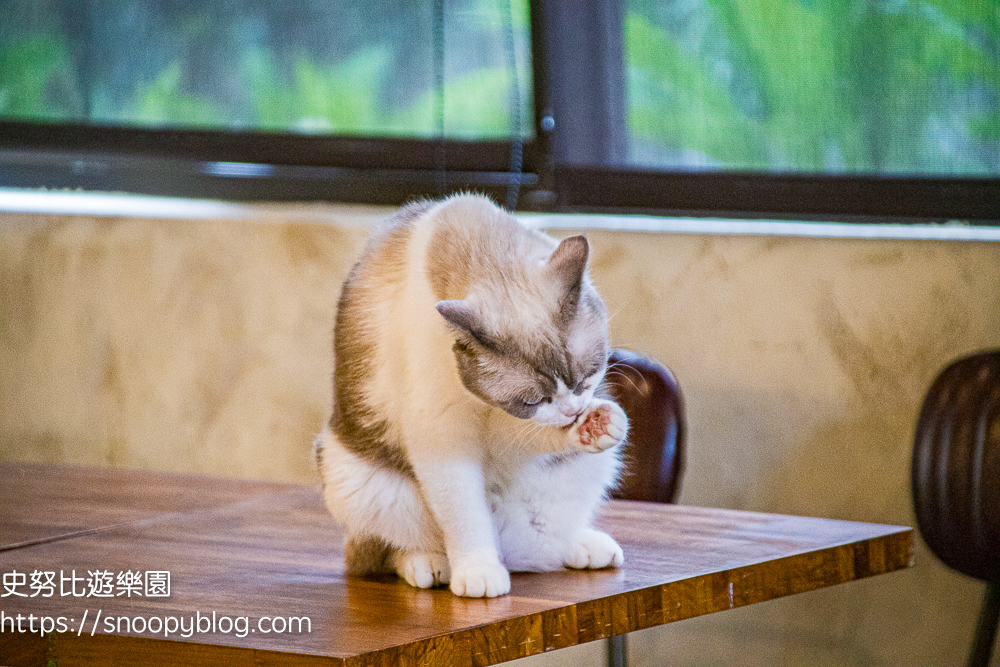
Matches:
[575,401,627,453]
[563,529,624,569]
[393,550,451,589]
[449,555,510,598]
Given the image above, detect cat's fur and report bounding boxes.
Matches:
[314,194,628,598]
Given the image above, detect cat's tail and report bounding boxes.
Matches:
[314,426,445,572]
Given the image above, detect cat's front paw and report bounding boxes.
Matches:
[393,550,451,589]
[449,555,510,598]
[575,401,627,453]
[563,528,624,569]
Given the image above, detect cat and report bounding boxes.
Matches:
[314,193,628,598]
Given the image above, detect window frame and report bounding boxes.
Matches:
[0,0,996,224]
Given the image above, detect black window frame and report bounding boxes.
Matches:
[0,0,997,223]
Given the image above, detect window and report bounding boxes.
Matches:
[625,0,999,177]
[0,1,532,139]
[0,0,535,205]
[1,0,997,222]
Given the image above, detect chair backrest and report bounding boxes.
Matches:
[912,350,1000,583]
[603,349,685,504]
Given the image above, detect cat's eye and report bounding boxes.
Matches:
[524,396,551,406]
[573,381,591,395]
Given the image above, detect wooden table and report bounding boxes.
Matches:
[0,462,912,666]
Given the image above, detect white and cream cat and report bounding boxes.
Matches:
[314,194,628,598]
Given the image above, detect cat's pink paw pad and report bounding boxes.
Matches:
[578,405,611,445]
[576,402,627,453]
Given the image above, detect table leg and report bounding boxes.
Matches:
[607,634,627,667]
[968,580,1000,667]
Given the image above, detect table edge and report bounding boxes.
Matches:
[2,528,913,667]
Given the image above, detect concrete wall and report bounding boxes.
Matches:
[2,205,998,666]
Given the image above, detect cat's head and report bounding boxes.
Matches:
[437,234,610,426]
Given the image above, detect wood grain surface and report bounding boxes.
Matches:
[0,463,912,666]
[0,461,290,551]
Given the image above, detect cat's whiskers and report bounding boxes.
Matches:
[604,369,642,394]
[515,421,551,456]
[606,303,628,324]
[507,422,534,452]
[605,368,640,389]
[506,420,545,456]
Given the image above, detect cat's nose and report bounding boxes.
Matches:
[561,404,585,418]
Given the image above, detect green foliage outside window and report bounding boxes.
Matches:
[0,0,533,139]
[627,0,1000,175]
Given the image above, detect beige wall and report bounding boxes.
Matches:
[2,206,998,666]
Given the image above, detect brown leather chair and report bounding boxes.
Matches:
[601,348,686,667]
[913,351,1000,667]
[606,348,685,504]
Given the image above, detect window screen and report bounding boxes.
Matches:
[626,0,999,176]
[0,0,533,140]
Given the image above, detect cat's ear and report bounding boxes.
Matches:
[436,299,490,346]
[547,235,589,294]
